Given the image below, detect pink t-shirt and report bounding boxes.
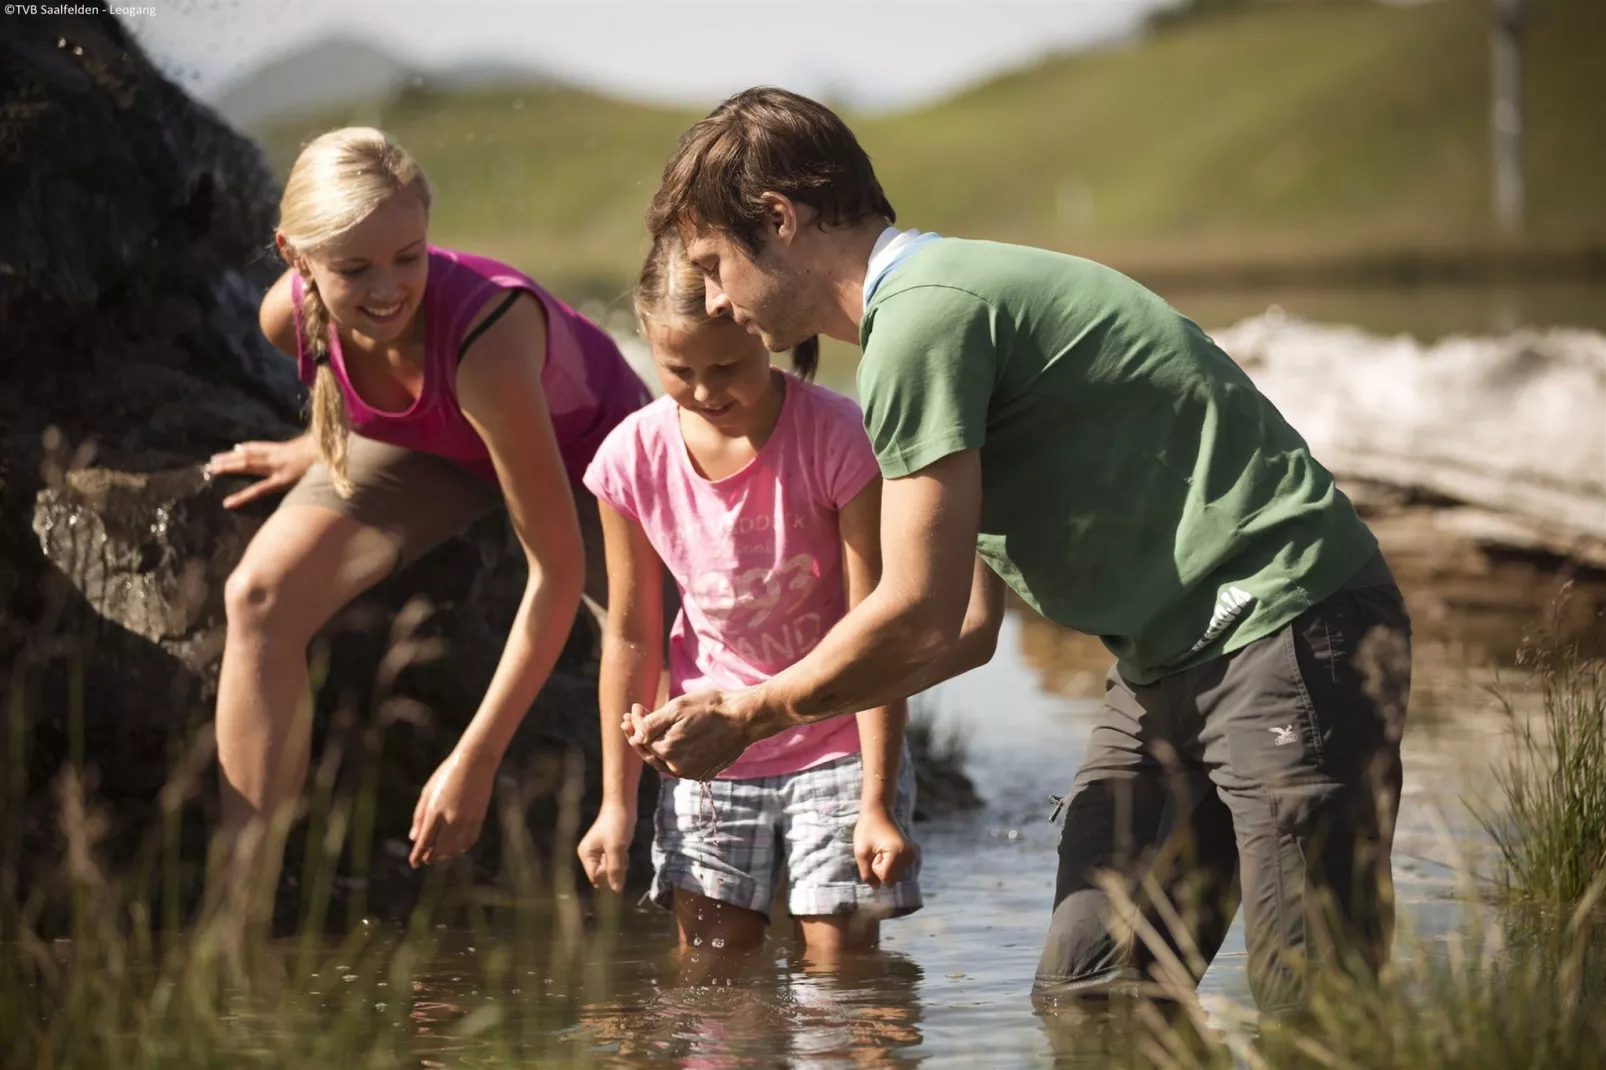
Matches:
[583,373,880,780]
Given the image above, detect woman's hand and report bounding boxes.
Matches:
[409,746,499,867]
[206,435,317,509]
[577,800,638,893]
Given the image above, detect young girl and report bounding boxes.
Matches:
[206,127,652,909]
[575,234,921,956]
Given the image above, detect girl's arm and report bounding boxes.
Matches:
[410,290,585,865]
[838,479,916,887]
[578,499,665,893]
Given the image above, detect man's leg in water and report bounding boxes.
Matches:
[1195,567,1410,1013]
[1034,666,1241,1000]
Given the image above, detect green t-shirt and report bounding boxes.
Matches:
[858,238,1378,684]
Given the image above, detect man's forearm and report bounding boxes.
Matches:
[745,558,1000,740]
[748,585,957,736]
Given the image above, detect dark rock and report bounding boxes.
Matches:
[0,5,628,926]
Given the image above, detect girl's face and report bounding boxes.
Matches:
[283,192,429,345]
[648,316,777,435]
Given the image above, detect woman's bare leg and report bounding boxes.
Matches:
[214,504,397,923]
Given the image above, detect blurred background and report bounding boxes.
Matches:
[130,0,1606,337]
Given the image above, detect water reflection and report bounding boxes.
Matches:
[572,948,925,1068]
[378,916,929,1067]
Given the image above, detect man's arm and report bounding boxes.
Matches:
[891,550,1006,702]
[627,450,1004,779]
[749,449,982,728]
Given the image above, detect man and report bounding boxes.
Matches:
[626,87,1411,1012]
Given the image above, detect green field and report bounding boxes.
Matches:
[256,0,1606,312]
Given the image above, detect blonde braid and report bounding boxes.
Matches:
[298,278,354,497]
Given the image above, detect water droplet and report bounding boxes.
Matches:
[343,974,358,983]
[692,935,702,946]
[711,937,725,949]
[466,946,475,953]
[377,982,387,988]
[1007,829,1020,840]
[374,1002,387,1011]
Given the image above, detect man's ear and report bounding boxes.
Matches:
[759,192,802,248]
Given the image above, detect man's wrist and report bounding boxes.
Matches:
[733,682,796,744]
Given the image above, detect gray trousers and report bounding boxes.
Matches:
[1034,554,1411,1012]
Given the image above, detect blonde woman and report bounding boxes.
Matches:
[207,128,651,899]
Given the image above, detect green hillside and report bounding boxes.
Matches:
[256,0,1606,310]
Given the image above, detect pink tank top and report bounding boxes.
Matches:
[291,246,650,485]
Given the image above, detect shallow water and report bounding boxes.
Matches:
[275,558,1587,1069]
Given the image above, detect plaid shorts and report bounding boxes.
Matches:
[650,749,923,920]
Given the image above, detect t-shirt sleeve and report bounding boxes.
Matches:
[817,392,882,510]
[581,417,642,522]
[857,285,997,479]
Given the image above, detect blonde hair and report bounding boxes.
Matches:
[277,127,433,496]
[633,232,818,379]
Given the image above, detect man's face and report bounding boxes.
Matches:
[682,225,817,353]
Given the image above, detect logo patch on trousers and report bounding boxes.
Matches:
[1269,724,1298,747]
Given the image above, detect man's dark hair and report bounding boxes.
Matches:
[646,87,895,255]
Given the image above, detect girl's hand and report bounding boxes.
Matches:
[409,747,498,868]
[577,801,637,893]
[853,805,916,889]
[206,435,317,509]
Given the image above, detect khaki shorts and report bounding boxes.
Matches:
[283,435,672,629]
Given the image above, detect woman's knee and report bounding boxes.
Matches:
[223,555,324,641]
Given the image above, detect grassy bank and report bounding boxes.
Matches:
[1478,609,1606,910]
[254,0,1606,308]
